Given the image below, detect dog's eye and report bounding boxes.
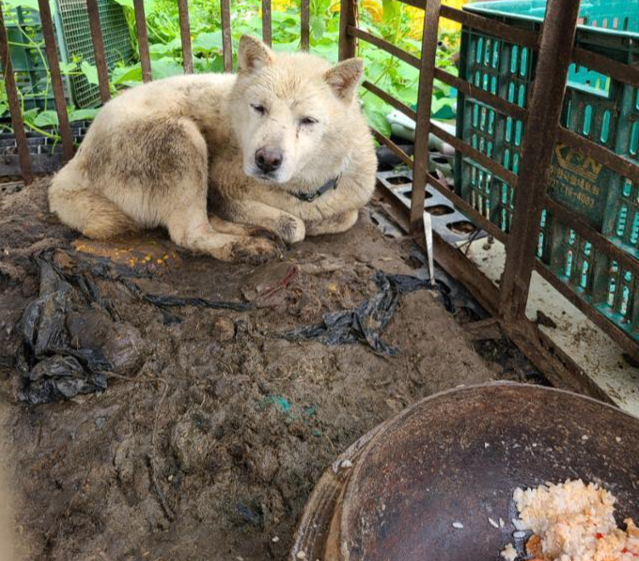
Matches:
[300,117,318,126]
[251,103,266,115]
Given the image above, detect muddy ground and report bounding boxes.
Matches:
[0,179,543,561]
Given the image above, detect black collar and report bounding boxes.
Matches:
[290,176,340,202]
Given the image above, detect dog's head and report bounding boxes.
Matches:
[230,35,364,185]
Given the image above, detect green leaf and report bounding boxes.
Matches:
[112,64,142,85]
[33,110,59,127]
[272,41,299,53]
[69,108,100,122]
[193,31,223,53]
[22,108,40,125]
[81,61,99,85]
[151,58,184,80]
[58,61,78,74]
[363,103,391,137]
[111,0,156,11]
[381,0,400,25]
[310,15,326,41]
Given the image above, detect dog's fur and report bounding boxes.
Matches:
[48,36,377,263]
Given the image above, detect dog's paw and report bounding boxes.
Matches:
[246,226,281,242]
[229,238,282,265]
[276,215,305,244]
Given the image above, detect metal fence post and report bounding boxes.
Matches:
[0,2,33,183]
[499,0,582,325]
[338,0,357,60]
[410,0,442,234]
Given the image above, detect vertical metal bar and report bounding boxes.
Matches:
[0,2,33,184]
[301,0,310,51]
[499,0,582,323]
[37,0,74,161]
[338,0,357,60]
[134,0,152,82]
[410,0,442,233]
[177,0,193,73]
[221,0,232,72]
[262,0,272,47]
[86,0,111,103]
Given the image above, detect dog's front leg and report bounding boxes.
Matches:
[306,209,359,237]
[226,201,306,244]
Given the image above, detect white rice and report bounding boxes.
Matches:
[502,479,639,561]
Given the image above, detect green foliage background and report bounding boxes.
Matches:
[0,0,460,140]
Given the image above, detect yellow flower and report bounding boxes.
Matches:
[330,2,340,13]
[406,5,424,39]
[441,0,468,31]
[406,0,468,38]
[271,0,292,10]
[362,0,383,23]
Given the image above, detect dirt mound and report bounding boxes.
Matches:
[0,180,538,560]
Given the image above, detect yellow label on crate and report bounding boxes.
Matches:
[548,143,606,225]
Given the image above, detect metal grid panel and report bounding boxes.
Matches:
[55,0,132,107]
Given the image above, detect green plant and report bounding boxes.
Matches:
[1,0,461,144]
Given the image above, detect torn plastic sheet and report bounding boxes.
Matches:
[16,250,250,404]
[17,255,110,404]
[281,271,436,356]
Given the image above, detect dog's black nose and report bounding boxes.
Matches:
[255,148,282,173]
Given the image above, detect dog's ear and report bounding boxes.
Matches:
[238,35,274,74]
[325,58,363,102]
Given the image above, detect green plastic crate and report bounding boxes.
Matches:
[2,6,62,111]
[1,0,132,111]
[455,0,639,339]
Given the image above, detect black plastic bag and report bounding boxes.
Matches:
[17,256,111,404]
[282,271,431,356]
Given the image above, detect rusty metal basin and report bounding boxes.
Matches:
[291,383,639,560]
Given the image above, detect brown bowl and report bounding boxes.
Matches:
[291,383,639,561]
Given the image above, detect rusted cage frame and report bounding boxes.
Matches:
[342,0,639,393]
[1,0,638,395]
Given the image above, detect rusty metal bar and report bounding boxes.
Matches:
[301,0,310,51]
[535,262,639,361]
[544,197,639,279]
[177,0,193,73]
[441,5,538,48]
[434,68,528,122]
[221,0,232,72]
[557,127,639,185]
[378,182,616,400]
[396,0,538,48]
[430,122,519,186]
[262,0,272,47]
[37,0,74,161]
[498,0,581,324]
[338,0,357,60]
[573,47,639,90]
[362,81,417,120]
[424,170,509,243]
[86,0,110,103]
[0,2,33,183]
[410,0,442,233]
[350,27,419,68]
[365,89,509,241]
[372,130,413,167]
[379,180,501,316]
[354,31,527,123]
[134,0,152,82]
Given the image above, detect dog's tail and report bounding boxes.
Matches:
[48,164,139,240]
